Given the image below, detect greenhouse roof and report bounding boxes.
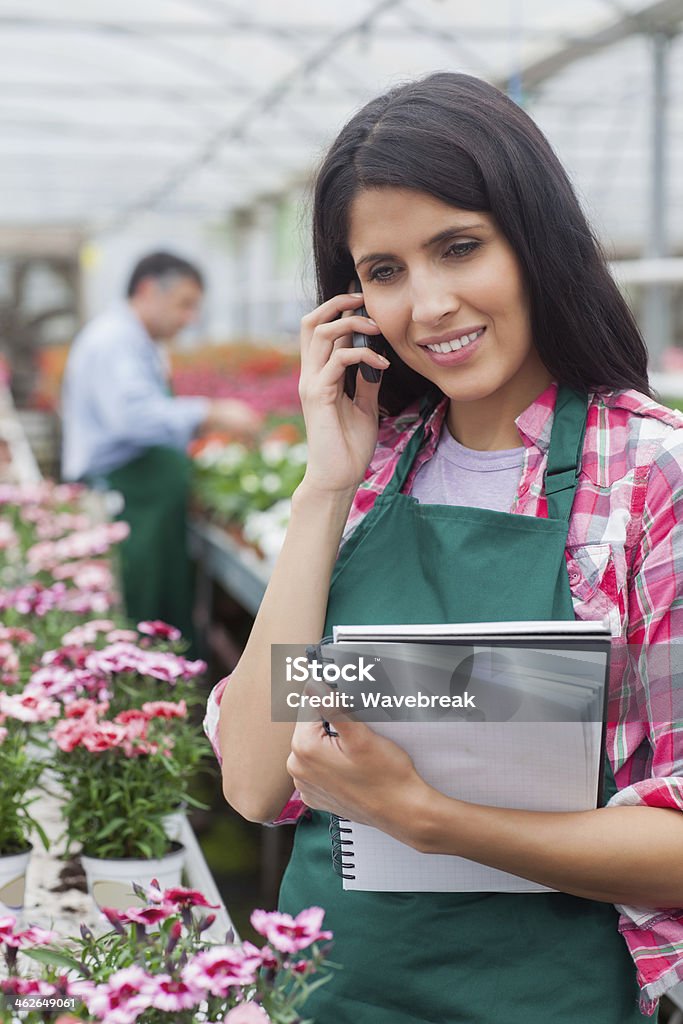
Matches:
[1,0,683,249]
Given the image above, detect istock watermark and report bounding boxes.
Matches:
[270,642,622,724]
[285,654,378,684]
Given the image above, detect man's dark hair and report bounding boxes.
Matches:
[313,72,650,414]
[126,251,204,298]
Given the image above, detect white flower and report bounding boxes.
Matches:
[243,500,292,563]
[240,474,261,494]
[261,473,282,494]
[217,444,249,470]
[260,440,289,466]
[289,443,309,465]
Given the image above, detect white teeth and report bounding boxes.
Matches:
[425,329,483,354]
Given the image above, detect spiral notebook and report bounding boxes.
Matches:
[324,620,611,893]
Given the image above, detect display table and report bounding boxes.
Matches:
[189,519,269,619]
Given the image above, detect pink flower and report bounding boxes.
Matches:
[0,691,60,723]
[86,643,143,675]
[115,708,149,727]
[141,699,187,719]
[0,915,21,947]
[224,1004,272,1023]
[134,653,185,683]
[66,698,108,719]
[141,974,200,1012]
[81,721,127,752]
[0,916,57,948]
[71,563,114,591]
[250,907,332,954]
[61,621,114,646]
[51,716,92,752]
[19,925,59,946]
[41,647,90,669]
[137,620,181,642]
[0,627,36,644]
[153,885,219,910]
[27,523,129,572]
[0,520,17,549]
[1,977,49,994]
[106,629,139,643]
[182,658,207,678]
[118,904,176,926]
[85,966,152,1022]
[0,641,18,684]
[182,944,263,996]
[59,590,112,615]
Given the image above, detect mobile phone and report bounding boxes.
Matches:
[352,300,384,383]
[350,282,385,384]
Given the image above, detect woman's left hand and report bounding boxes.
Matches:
[287,714,428,840]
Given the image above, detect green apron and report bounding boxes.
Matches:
[107,445,195,646]
[279,387,646,1023]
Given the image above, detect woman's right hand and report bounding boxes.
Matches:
[298,291,389,495]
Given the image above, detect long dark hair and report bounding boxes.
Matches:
[313,73,651,414]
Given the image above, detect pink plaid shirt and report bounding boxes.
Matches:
[205,382,683,1014]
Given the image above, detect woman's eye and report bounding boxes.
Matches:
[367,264,398,283]
[446,241,480,258]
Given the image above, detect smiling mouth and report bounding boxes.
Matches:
[423,327,486,354]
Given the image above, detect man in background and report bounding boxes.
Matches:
[61,250,259,645]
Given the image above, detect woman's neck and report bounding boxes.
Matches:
[445,373,554,451]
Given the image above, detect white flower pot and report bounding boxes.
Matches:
[162,806,187,842]
[0,846,32,912]
[80,844,185,911]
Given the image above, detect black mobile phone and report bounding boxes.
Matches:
[346,283,385,392]
[352,300,383,383]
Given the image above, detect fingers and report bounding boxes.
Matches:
[303,314,382,375]
[301,292,363,340]
[315,345,388,393]
[352,362,385,415]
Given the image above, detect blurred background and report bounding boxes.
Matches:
[1,2,683,1016]
[1,1,683,443]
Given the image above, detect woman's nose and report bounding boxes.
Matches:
[410,279,460,327]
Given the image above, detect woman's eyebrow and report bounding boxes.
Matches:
[425,224,487,247]
[355,223,488,268]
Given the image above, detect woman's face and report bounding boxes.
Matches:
[347,188,552,439]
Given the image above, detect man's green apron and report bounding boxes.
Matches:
[280,387,647,1023]
[107,445,195,644]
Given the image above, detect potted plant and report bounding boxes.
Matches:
[0,691,57,911]
[1,883,334,1024]
[49,696,205,910]
[71,623,212,840]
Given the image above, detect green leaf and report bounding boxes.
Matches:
[23,948,82,972]
[95,817,128,839]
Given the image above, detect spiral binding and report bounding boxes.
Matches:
[329,814,355,880]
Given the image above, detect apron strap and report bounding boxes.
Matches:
[544,386,589,523]
[382,385,588,521]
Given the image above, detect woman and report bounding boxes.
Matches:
[206,73,683,1022]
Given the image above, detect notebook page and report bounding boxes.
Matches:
[343,721,602,892]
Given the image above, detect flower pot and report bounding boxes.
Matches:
[0,845,32,912]
[162,805,187,842]
[80,843,185,911]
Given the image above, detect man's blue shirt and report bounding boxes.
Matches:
[61,303,208,481]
